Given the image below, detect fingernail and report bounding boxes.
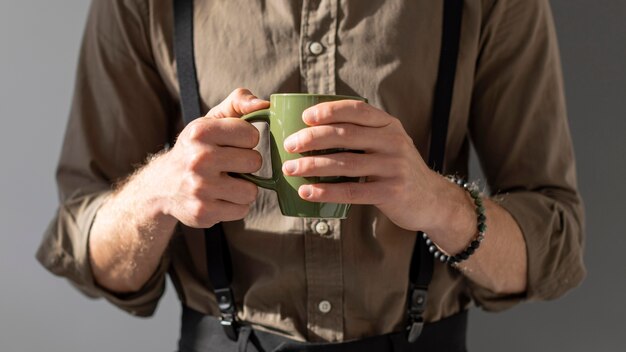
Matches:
[250,98,265,105]
[284,136,297,152]
[283,161,296,174]
[302,108,317,124]
[300,185,312,199]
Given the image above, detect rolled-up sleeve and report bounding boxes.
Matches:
[36,0,176,316]
[467,0,586,310]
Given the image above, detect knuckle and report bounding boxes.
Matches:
[344,183,360,202]
[230,88,253,107]
[182,172,199,190]
[232,87,251,98]
[300,128,315,147]
[317,104,334,120]
[335,124,352,139]
[206,105,220,117]
[189,120,219,141]
[335,125,347,138]
[316,103,337,121]
[186,152,204,173]
[352,100,369,113]
[186,122,206,141]
[184,174,205,198]
[343,154,359,171]
[299,158,313,173]
[187,147,215,172]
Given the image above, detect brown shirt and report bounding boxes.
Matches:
[37,0,586,343]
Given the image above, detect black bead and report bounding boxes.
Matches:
[466,247,475,255]
[478,214,486,223]
[459,252,469,260]
[470,240,480,249]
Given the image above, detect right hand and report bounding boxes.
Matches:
[154,88,269,228]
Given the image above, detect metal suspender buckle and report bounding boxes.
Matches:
[215,287,239,340]
[406,285,428,343]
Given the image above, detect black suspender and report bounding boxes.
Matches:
[173,0,239,340]
[173,0,201,123]
[173,0,463,343]
[407,0,464,343]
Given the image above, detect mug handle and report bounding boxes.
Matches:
[231,109,277,190]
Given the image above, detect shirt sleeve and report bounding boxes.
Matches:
[467,0,586,311]
[36,0,177,317]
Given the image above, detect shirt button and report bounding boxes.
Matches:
[308,41,324,55]
[314,220,330,236]
[318,300,332,314]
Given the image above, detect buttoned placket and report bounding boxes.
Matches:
[304,217,343,342]
[300,0,338,95]
[300,1,343,341]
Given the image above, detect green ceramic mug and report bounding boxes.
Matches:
[235,93,366,218]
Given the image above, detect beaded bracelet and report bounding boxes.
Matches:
[422,176,487,265]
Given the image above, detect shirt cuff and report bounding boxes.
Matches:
[36,192,168,317]
[468,190,586,312]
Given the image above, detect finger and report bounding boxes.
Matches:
[215,147,263,173]
[297,182,386,205]
[212,200,253,222]
[283,124,399,154]
[206,88,269,118]
[302,100,392,127]
[211,175,259,205]
[282,153,397,178]
[187,117,260,149]
[189,146,262,175]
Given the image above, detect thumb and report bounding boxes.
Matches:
[206,88,269,118]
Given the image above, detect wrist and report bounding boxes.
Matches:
[118,151,178,229]
[420,173,477,254]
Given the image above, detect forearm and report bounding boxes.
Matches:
[425,175,527,294]
[90,154,177,293]
[88,90,267,294]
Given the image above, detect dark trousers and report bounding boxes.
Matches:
[178,306,467,352]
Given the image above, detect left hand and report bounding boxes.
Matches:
[281,100,449,232]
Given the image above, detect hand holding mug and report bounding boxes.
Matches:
[281,100,449,232]
[157,88,269,228]
[234,94,366,218]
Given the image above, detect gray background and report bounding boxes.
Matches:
[1,1,624,351]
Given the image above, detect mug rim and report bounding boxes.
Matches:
[270,93,365,101]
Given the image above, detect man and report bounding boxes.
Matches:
[38,0,585,351]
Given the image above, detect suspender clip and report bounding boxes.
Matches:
[406,285,428,343]
[215,287,239,340]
